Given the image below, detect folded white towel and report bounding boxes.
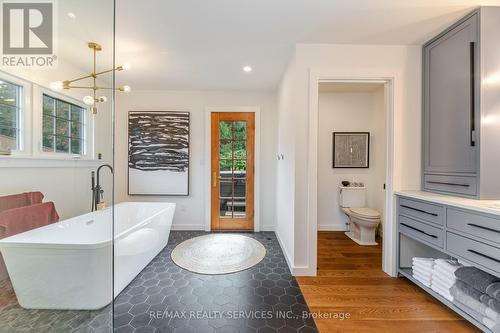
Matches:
[413,263,434,270]
[412,263,433,274]
[433,266,457,282]
[432,272,454,288]
[414,272,432,286]
[413,257,435,263]
[413,258,435,268]
[431,277,451,293]
[434,259,462,275]
[412,262,433,272]
[415,276,432,287]
[413,268,432,280]
[486,307,500,323]
[431,284,454,302]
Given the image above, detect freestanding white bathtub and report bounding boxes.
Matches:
[0,202,175,310]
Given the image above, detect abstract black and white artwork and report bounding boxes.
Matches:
[128,111,190,195]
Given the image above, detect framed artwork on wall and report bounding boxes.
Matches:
[333,132,370,168]
[128,111,190,196]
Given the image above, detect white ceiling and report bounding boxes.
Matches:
[59,0,500,92]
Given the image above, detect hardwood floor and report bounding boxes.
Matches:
[296,232,479,333]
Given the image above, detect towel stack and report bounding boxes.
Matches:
[412,257,434,287]
[452,266,500,332]
[430,259,462,302]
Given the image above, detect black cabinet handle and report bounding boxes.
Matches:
[400,223,438,239]
[467,249,500,264]
[467,223,500,234]
[470,41,476,147]
[427,181,470,187]
[400,204,438,217]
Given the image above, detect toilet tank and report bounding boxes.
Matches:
[339,186,366,208]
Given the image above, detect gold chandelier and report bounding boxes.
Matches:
[50,42,131,114]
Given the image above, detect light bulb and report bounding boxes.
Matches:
[83,96,95,106]
[50,81,63,91]
[122,63,131,71]
[242,66,252,73]
[122,85,131,93]
[98,96,108,103]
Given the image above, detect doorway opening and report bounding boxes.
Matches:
[210,112,255,231]
[316,82,388,276]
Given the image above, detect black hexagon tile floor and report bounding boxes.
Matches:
[0,232,317,333]
[113,231,318,333]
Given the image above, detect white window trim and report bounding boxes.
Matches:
[0,70,98,167]
[32,86,95,161]
[0,71,31,157]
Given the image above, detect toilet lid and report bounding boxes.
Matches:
[349,207,381,219]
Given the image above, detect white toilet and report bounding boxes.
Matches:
[339,186,381,246]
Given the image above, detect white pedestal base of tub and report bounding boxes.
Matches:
[0,202,175,310]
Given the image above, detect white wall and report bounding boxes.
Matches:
[275,43,422,274]
[317,88,386,231]
[275,56,297,267]
[115,90,277,231]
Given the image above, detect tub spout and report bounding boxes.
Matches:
[92,164,113,211]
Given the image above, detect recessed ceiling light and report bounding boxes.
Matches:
[68,12,76,19]
[242,66,252,73]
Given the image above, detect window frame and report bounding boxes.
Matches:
[0,71,30,155]
[41,93,86,156]
[34,86,94,160]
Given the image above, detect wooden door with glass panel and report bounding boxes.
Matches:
[211,112,254,230]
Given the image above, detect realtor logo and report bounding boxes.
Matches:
[1,1,56,67]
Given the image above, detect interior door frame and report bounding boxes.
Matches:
[306,72,397,277]
[204,106,261,232]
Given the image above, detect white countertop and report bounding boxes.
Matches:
[395,190,500,216]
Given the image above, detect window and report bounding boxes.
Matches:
[42,94,86,155]
[0,79,22,151]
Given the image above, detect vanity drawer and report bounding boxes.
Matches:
[447,208,500,245]
[447,232,500,275]
[423,174,477,197]
[398,197,444,226]
[399,215,444,248]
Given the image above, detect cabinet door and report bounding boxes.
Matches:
[423,14,478,174]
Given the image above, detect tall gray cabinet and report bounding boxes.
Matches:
[422,8,500,199]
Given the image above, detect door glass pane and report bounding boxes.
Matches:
[219,121,232,139]
[234,159,246,176]
[234,140,246,159]
[219,176,233,218]
[233,178,246,218]
[233,121,246,140]
[220,141,232,159]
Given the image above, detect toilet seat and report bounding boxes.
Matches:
[348,207,381,220]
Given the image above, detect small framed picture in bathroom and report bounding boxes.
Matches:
[333,132,370,168]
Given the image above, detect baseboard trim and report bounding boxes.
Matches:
[260,225,276,232]
[171,224,205,231]
[317,224,347,231]
[274,229,294,274]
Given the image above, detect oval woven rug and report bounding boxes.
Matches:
[171,234,266,274]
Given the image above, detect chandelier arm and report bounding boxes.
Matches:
[66,85,96,89]
[66,74,95,84]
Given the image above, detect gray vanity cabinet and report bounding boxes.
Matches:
[423,13,478,175]
[422,8,500,199]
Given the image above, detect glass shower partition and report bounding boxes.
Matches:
[0,0,115,331]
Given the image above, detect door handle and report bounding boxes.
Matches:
[470,41,476,147]
[212,172,217,187]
